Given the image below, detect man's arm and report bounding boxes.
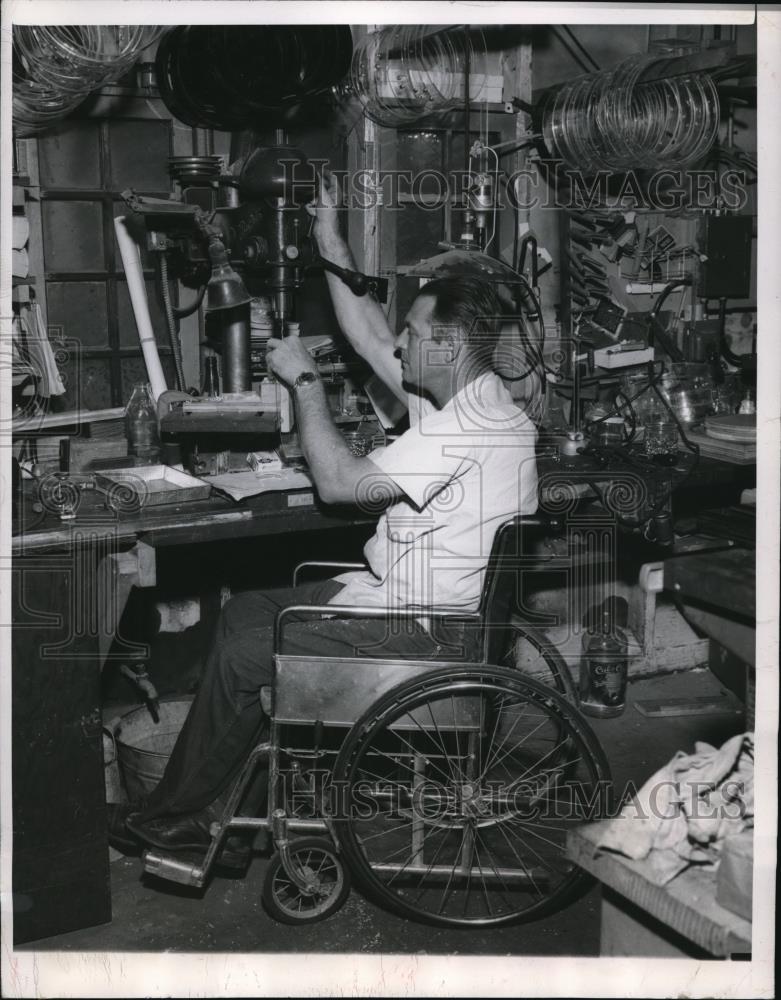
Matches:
[309,173,405,402]
[266,335,402,506]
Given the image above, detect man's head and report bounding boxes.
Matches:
[396,277,502,400]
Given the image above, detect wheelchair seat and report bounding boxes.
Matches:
[272,512,573,727]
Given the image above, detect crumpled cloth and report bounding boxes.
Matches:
[14,303,66,397]
[595,732,754,885]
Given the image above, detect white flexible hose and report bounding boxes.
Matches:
[114,216,167,401]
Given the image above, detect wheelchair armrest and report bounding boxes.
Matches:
[274,603,482,654]
[292,561,365,587]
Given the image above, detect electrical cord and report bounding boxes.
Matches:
[648,279,690,363]
[482,146,500,254]
[613,389,637,443]
[585,477,649,530]
[172,283,206,319]
[158,254,186,392]
[577,359,700,537]
[579,361,666,425]
[585,441,694,534]
[651,277,692,318]
[503,277,546,385]
[518,275,546,348]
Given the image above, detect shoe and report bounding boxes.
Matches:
[126,810,251,872]
[126,810,212,851]
[107,799,149,854]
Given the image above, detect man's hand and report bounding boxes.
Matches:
[265,336,318,388]
[304,168,405,403]
[306,169,341,245]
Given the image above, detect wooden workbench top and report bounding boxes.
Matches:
[567,821,752,957]
[11,483,373,555]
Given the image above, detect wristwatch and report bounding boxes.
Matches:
[292,371,319,390]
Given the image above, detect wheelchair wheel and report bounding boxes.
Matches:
[332,665,611,928]
[503,625,577,702]
[262,837,351,924]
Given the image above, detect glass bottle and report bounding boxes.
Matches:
[124,382,161,463]
[579,605,628,718]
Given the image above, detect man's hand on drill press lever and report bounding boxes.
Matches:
[265,334,318,388]
[305,169,404,402]
[306,168,341,247]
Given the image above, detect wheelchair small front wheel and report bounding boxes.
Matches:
[262,837,351,924]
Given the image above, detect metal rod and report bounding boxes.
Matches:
[560,25,600,72]
[550,25,594,75]
[369,862,551,885]
[222,305,251,392]
[463,25,470,177]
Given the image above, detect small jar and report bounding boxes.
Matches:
[738,389,756,415]
[643,416,678,458]
[595,416,625,447]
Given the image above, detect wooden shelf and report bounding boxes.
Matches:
[568,822,752,957]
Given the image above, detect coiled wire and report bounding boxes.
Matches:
[541,54,720,171]
[350,25,487,128]
[13,25,166,136]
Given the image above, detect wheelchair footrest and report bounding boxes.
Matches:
[143,849,207,888]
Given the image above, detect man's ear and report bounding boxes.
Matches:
[432,323,463,363]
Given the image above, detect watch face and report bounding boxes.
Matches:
[295,371,317,387]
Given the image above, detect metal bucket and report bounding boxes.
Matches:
[114,697,193,802]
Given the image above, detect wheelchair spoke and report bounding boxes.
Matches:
[499,821,568,876]
[495,737,581,794]
[503,816,579,854]
[476,713,549,786]
[361,740,452,788]
[397,710,470,787]
[476,693,504,788]
[334,666,611,927]
[492,817,547,898]
[434,824,471,915]
[471,834,496,917]
[409,822,461,906]
[357,817,417,845]
[424,700,462,786]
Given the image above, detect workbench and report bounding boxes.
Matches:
[664,545,756,726]
[567,822,752,958]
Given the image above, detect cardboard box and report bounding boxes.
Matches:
[716,830,753,922]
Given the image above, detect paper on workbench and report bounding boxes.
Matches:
[205,466,312,501]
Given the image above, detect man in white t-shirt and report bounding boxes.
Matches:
[120,177,538,863]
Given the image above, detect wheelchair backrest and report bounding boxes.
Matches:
[477,513,559,665]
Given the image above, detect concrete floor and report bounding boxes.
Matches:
[21,667,745,957]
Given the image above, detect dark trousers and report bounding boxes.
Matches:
[140,580,478,820]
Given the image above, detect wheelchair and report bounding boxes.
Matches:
[142,514,613,927]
